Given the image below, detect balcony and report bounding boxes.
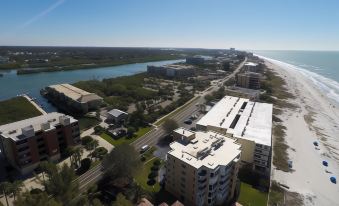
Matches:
[198,170,207,177]
[209,174,218,185]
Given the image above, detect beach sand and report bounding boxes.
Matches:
[264,59,339,206]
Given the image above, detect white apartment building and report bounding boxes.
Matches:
[196,96,272,174]
[165,128,241,206]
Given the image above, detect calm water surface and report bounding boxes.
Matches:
[0,59,183,112]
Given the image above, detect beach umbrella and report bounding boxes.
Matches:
[313,141,318,146]
[330,177,336,184]
[322,160,328,167]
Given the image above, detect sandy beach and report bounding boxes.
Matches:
[263,58,339,205]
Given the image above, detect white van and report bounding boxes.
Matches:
[140,145,150,153]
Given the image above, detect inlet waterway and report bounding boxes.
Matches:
[0,59,182,112]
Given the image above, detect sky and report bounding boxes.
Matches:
[0,0,339,50]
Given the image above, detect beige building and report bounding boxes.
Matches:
[0,113,80,174]
[196,96,272,174]
[166,128,241,206]
[236,72,262,90]
[45,84,103,113]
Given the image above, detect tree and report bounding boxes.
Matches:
[41,163,79,205]
[112,194,133,206]
[14,191,61,206]
[87,139,99,151]
[127,127,136,138]
[103,144,141,181]
[91,147,108,160]
[162,119,178,134]
[0,181,11,206]
[82,136,94,146]
[67,146,83,168]
[10,180,23,200]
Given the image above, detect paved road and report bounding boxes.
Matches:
[77,57,247,190]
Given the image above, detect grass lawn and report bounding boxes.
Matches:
[135,157,162,193]
[78,116,100,131]
[0,97,42,125]
[100,126,152,146]
[238,182,268,206]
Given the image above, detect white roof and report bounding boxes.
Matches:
[108,109,128,117]
[244,62,258,67]
[197,96,272,146]
[168,130,241,169]
[48,84,102,103]
[0,112,77,141]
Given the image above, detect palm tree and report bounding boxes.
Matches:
[0,181,11,206]
[11,180,23,200]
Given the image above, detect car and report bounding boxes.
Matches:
[140,145,150,153]
[184,119,192,125]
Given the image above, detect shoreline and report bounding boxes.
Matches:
[262,57,339,205]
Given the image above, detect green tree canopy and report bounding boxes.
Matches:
[162,119,179,134]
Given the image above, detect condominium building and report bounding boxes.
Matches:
[0,112,80,174]
[196,96,272,174]
[166,128,241,206]
[186,56,205,65]
[44,83,103,114]
[236,72,262,90]
[147,64,195,78]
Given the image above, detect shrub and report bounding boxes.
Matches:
[92,147,108,159]
[94,125,104,134]
[151,165,159,171]
[148,171,158,178]
[140,156,146,162]
[147,178,156,186]
[153,160,161,166]
[30,188,43,194]
[82,136,94,146]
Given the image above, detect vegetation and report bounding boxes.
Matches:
[0,97,42,125]
[39,163,79,205]
[100,127,152,146]
[78,117,100,131]
[103,144,142,182]
[238,182,268,206]
[91,147,108,160]
[112,194,133,206]
[14,191,62,206]
[162,119,179,134]
[135,158,162,193]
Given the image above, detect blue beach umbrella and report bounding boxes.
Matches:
[313,141,318,146]
[330,177,336,184]
[322,160,328,167]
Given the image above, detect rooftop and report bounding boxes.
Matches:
[108,109,128,117]
[244,62,258,67]
[168,129,241,169]
[48,84,102,103]
[0,112,77,141]
[196,96,272,146]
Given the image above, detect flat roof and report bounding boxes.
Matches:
[48,84,102,103]
[168,130,241,169]
[196,96,272,146]
[0,112,77,141]
[244,62,258,67]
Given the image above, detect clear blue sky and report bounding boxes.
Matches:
[1,0,338,50]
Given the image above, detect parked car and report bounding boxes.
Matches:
[184,119,193,125]
[140,145,150,153]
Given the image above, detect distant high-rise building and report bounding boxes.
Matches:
[0,112,80,174]
[165,128,241,206]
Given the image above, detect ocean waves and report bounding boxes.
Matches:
[256,55,339,105]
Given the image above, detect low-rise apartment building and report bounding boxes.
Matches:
[186,56,205,65]
[166,128,241,206]
[147,64,195,78]
[0,112,80,174]
[196,96,272,174]
[44,83,103,114]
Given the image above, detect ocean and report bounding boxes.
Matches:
[253,50,339,104]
